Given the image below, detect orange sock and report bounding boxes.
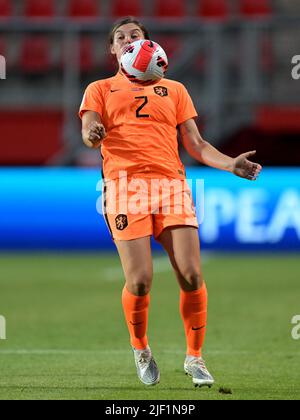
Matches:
[180,283,208,358]
[122,286,150,350]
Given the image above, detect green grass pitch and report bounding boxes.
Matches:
[0,252,299,400]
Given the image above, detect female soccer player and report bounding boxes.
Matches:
[79,17,262,388]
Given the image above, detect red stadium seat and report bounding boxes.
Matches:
[198,0,229,20]
[68,0,99,18]
[79,37,95,72]
[20,36,52,74]
[240,0,272,17]
[111,0,142,18]
[154,0,185,18]
[261,36,274,73]
[0,110,63,165]
[60,37,95,72]
[24,0,55,18]
[0,0,12,18]
[256,106,300,133]
[0,37,6,55]
[156,36,181,59]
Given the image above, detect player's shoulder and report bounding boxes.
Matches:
[160,78,186,89]
[85,75,119,92]
[159,78,188,94]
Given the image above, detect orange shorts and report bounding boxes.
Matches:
[102,175,199,241]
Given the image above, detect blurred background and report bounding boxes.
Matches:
[0,0,300,251]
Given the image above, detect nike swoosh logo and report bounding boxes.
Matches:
[192,326,205,331]
[110,89,121,93]
[130,321,143,326]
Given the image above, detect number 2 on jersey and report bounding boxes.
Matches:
[135,96,150,118]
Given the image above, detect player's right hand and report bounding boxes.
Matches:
[85,121,106,148]
[232,151,262,181]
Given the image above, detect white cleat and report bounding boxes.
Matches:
[133,346,160,386]
[184,356,214,388]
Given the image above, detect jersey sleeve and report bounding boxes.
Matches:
[176,83,198,125]
[78,82,105,119]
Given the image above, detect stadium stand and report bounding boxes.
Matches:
[0,0,299,167]
[0,36,6,55]
[68,0,99,18]
[275,0,300,15]
[256,106,300,133]
[0,110,63,165]
[154,0,186,18]
[24,0,55,18]
[198,0,229,19]
[240,0,272,17]
[20,35,52,74]
[0,0,277,20]
[0,0,11,18]
[111,0,142,18]
[155,35,182,59]
[79,36,95,72]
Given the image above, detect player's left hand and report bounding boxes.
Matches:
[232,151,262,181]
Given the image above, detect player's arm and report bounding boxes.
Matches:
[81,111,106,149]
[179,118,262,180]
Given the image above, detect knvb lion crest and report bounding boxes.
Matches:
[154,86,168,97]
[115,214,128,231]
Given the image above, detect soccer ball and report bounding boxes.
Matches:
[120,40,168,85]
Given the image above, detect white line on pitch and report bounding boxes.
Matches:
[0,349,289,357]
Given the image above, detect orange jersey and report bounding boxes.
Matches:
[79,72,198,180]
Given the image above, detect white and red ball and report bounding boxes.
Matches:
[120,40,168,85]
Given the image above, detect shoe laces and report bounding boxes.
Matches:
[137,350,151,368]
[190,357,209,374]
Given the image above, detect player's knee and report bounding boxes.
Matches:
[128,272,152,296]
[182,269,204,290]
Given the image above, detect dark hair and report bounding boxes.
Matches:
[109,16,150,45]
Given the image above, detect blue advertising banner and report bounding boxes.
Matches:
[0,168,299,251]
